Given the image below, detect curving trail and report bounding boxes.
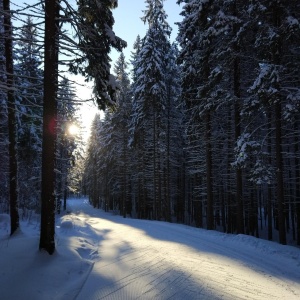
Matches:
[61,199,300,300]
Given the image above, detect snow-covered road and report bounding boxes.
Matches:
[1,198,300,299]
[62,199,300,300]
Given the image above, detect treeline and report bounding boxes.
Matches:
[83,0,300,246]
[0,5,80,219]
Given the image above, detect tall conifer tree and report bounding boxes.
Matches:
[15,17,43,211]
[131,0,171,219]
[3,0,19,235]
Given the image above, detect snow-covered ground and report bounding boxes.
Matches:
[1,198,300,300]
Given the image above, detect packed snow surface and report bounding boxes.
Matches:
[1,198,300,299]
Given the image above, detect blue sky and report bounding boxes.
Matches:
[110,0,183,66]
[12,0,182,68]
[11,0,183,129]
[82,0,183,132]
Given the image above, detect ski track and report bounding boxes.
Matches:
[63,199,300,300]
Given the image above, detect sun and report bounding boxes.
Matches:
[68,124,79,136]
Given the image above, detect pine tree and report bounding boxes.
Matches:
[56,77,79,213]
[83,114,103,208]
[112,53,132,217]
[163,42,183,222]
[177,0,219,230]
[130,35,142,86]
[129,35,144,217]
[248,0,300,245]
[70,0,127,110]
[131,0,171,219]
[15,16,43,212]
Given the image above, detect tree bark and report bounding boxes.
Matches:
[267,109,273,240]
[295,122,300,245]
[275,101,286,245]
[233,1,244,234]
[39,0,60,254]
[234,100,244,234]
[153,112,157,219]
[273,2,286,245]
[206,112,214,229]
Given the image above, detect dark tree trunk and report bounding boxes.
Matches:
[153,112,157,219]
[39,0,60,254]
[275,101,286,245]
[122,133,127,218]
[267,109,273,240]
[4,0,19,235]
[233,48,244,234]
[295,122,300,245]
[272,3,286,245]
[166,97,171,222]
[226,109,233,234]
[63,189,67,211]
[206,112,214,230]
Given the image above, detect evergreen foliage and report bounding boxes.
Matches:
[69,0,127,110]
[84,0,300,246]
[1,0,300,248]
[15,16,43,212]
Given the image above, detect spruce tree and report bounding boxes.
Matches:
[70,0,127,110]
[131,0,171,219]
[248,0,300,245]
[112,53,132,217]
[15,16,43,212]
[177,0,218,230]
[56,77,79,213]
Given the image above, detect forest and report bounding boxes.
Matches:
[1,0,300,256]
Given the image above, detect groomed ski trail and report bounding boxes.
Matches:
[60,199,300,300]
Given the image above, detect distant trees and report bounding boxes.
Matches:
[56,77,81,213]
[83,0,300,246]
[83,114,103,209]
[0,0,124,253]
[176,0,300,244]
[250,0,300,245]
[15,16,43,219]
[177,0,218,230]
[84,0,184,222]
[130,0,173,220]
[1,0,300,248]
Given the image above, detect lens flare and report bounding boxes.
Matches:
[68,124,79,136]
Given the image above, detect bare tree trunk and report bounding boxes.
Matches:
[233,45,244,234]
[234,113,243,234]
[267,109,273,240]
[295,122,300,245]
[206,112,214,230]
[122,133,127,218]
[39,0,60,254]
[4,0,19,235]
[166,94,171,222]
[273,3,286,245]
[153,112,157,220]
[275,101,286,245]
